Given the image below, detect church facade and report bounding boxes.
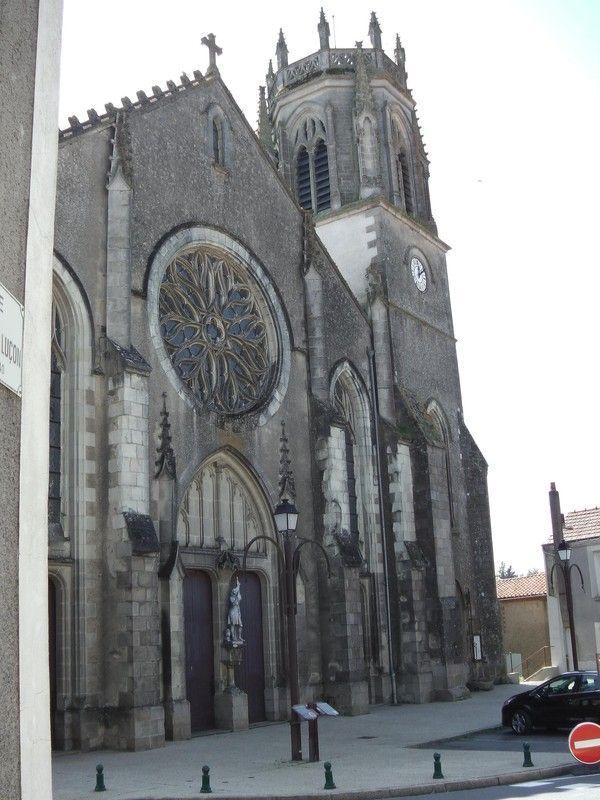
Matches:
[49,11,502,751]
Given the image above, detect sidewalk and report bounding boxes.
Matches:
[52,684,581,800]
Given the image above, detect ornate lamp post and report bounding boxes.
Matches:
[241,422,330,762]
[550,538,584,671]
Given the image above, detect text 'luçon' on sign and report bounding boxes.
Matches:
[0,283,24,397]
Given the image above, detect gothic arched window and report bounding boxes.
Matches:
[293,117,331,214]
[48,304,65,538]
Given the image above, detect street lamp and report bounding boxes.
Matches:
[241,422,330,762]
[550,537,584,671]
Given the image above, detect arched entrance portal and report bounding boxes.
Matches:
[177,449,282,730]
[183,571,215,732]
[235,572,266,723]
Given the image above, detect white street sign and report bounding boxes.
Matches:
[0,283,24,396]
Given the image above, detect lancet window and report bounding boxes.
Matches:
[426,401,455,529]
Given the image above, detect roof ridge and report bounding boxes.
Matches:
[59,69,207,142]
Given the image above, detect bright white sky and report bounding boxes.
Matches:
[59,0,600,574]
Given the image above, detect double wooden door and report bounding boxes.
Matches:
[184,571,215,732]
[234,572,266,723]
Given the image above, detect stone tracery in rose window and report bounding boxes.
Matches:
[158,245,277,415]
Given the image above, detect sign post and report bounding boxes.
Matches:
[568,722,600,765]
[0,282,24,396]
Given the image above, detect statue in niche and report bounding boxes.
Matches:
[224,577,244,647]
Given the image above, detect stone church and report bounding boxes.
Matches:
[49,11,502,751]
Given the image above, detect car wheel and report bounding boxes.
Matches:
[511,710,532,735]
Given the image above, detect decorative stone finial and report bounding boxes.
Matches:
[354,41,375,117]
[155,393,177,479]
[202,33,222,76]
[266,59,275,84]
[276,29,288,70]
[278,421,296,503]
[394,33,405,66]
[318,8,330,50]
[369,11,382,50]
[258,86,275,155]
[107,111,133,188]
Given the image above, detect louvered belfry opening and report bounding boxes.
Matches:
[398,151,413,214]
[296,146,312,210]
[314,139,331,212]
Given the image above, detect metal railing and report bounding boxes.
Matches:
[508,645,552,680]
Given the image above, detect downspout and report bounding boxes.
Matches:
[368,346,398,704]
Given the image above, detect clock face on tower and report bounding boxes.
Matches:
[410,256,427,292]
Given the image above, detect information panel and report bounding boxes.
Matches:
[0,283,24,396]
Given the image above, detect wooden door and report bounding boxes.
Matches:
[234,572,266,723]
[184,571,215,731]
[48,578,57,747]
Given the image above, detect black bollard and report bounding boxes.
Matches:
[200,765,213,794]
[433,752,444,780]
[94,764,106,792]
[522,742,534,768]
[324,761,336,790]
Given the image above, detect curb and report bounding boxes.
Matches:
[122,762,600,800]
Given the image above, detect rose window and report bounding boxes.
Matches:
[158,245,277,415]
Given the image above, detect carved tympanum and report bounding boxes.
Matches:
[159,245,276,414]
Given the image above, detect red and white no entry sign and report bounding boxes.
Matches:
[568,721,600,764]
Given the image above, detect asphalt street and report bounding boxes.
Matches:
[412,727,571,755]
[388,773,600,800]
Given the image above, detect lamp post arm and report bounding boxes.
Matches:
[292,536,332,578]
[568,563,585,593]
[240,535,285,574]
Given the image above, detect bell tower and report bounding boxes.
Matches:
[265,10,437,307]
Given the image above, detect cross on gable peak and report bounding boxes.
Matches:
[201,32,223,76]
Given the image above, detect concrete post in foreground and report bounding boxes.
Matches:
[0,0,63,797]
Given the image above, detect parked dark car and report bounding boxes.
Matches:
[502,671,600,734]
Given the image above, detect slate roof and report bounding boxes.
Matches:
[496,574,547,600]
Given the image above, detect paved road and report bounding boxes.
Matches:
[412,727,571,755]
[387,773,600,800]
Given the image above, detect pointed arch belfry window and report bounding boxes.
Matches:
[293,116,331,214]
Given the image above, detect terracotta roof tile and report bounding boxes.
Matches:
[496,574,547,599]
[562,508,600,542]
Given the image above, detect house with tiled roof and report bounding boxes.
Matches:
[543,495,600,672]
[496,574,551,679]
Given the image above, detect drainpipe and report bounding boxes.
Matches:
[367,346,398,704]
